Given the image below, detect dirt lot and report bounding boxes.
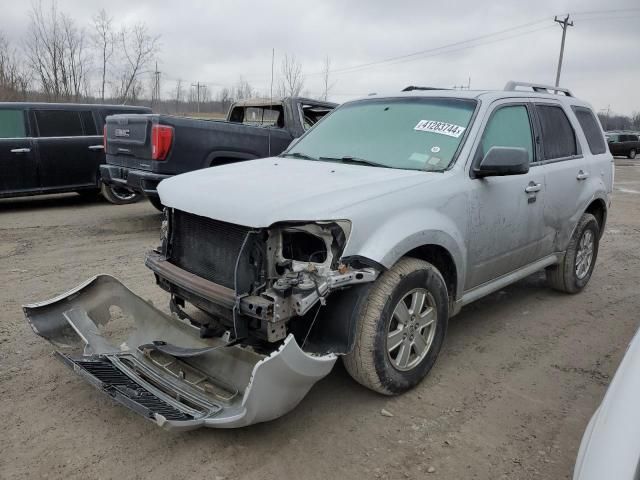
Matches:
[1,161,639,480]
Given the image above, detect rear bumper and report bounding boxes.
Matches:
[23,275,336,430]
[100,164,171,197]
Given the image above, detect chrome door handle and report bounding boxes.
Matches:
[10,148,31,153]
[88,145,104,151]
[576,170,590,180]
[525,183,542,193]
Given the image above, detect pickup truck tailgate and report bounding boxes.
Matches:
[105,114,156,171]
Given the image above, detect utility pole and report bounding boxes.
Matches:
[191,82,202,113]
[554,14,574,87]
[151,61,161,107]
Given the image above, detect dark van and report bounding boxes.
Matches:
[606,131,640,159]
[0,103,151,203]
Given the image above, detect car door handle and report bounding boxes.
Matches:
[576,171,590,181]
[10,148,31,153]
[525,183,542,193]
[88,145,105,151]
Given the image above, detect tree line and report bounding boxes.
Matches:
[0,1,333,115]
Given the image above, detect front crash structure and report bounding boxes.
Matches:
[24,275,337,430]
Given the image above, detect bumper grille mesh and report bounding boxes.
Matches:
[74,357,193,421]
[169,210,250,289]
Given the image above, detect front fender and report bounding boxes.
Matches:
[344,208,466,299]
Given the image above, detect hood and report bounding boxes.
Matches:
[158,157,436,227]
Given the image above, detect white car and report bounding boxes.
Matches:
[573,327,640,479]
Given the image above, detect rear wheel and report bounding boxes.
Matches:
[148,196,164,211]
[101,183,141,205]
[629,149,636,159]
[546,213,599,293]
[343,257,449,395]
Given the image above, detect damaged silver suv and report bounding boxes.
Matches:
[25,82,613,430]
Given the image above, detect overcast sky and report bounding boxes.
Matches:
[2,0,639,115]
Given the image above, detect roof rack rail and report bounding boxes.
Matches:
[504,81,573,97]
[402,85,450,92]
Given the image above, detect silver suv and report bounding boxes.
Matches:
[25,81,614,430]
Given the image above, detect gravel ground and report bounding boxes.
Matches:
[1,160,639,480]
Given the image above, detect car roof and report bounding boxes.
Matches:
[350,85,593,110]
[0,102,151,111]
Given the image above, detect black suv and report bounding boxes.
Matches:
[606,131,640,159]
[0,102,151,202]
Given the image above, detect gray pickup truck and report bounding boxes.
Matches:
[100,97,336,209]
[25,81,613,430]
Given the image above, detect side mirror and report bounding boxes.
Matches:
[474,146,529,178]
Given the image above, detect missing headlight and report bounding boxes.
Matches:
[282,230,327,263]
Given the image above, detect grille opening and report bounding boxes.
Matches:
[73,357,194,421]
[97,305,136,348]
[119,357,210,412]
[169,211,251,289]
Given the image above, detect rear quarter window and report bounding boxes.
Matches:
[536,105,577,160]
[0,109,27,138]
[572,106,606,155]
[34,110,84,137]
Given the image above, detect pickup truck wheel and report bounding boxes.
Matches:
[100,183,142,205]
[148,196,164,211]
[546,213,599,293]
[343,257,448,395]
[629,149,637,159]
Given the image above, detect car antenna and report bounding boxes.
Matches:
[268,47,274,157]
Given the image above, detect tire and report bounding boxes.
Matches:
[343,257,449,395]
[148,196,164,211]
[546,213,599,294]
[629,149,636,159]
[100,183,142,205]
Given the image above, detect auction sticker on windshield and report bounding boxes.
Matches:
[414,120,466,138]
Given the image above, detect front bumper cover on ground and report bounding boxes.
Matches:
[23,275,336,430]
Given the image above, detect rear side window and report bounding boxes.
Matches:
[0,109,27,138]
[572,107,606,155]
[478,105,534,163]
[34,110,84,137]
[536,105,577,160]
[80,111,98,135]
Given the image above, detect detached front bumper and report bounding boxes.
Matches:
[23,275,336,430]
[100,165,171,198]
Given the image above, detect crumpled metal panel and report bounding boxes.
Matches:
[23,275,336,430]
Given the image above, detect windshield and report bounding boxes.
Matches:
[284,97,477,171]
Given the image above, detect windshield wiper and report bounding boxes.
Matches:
[280,152,318,161]
[318,156,393,169]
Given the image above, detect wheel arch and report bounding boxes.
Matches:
[204,150,258,168]
[403,244,458,308]
[585,197,607,238]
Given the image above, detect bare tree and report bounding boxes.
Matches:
[321,55,334,101]
[217,87,232,111]
[278,53,304,97]
[234,77,253,100]
[25,1,89,101]
[0,34,30,100]
[632,111,640,130]
[92,9,114,102]
[117,23,159,103]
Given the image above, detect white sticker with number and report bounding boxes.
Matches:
[414,120,466,138]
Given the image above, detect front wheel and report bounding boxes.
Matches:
[546,213,600,293]
[101,183,142,205]
[628,149,636,159]
[343,257,449,395]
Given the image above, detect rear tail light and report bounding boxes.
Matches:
[151,124,173,161]
[103,125,107,151]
